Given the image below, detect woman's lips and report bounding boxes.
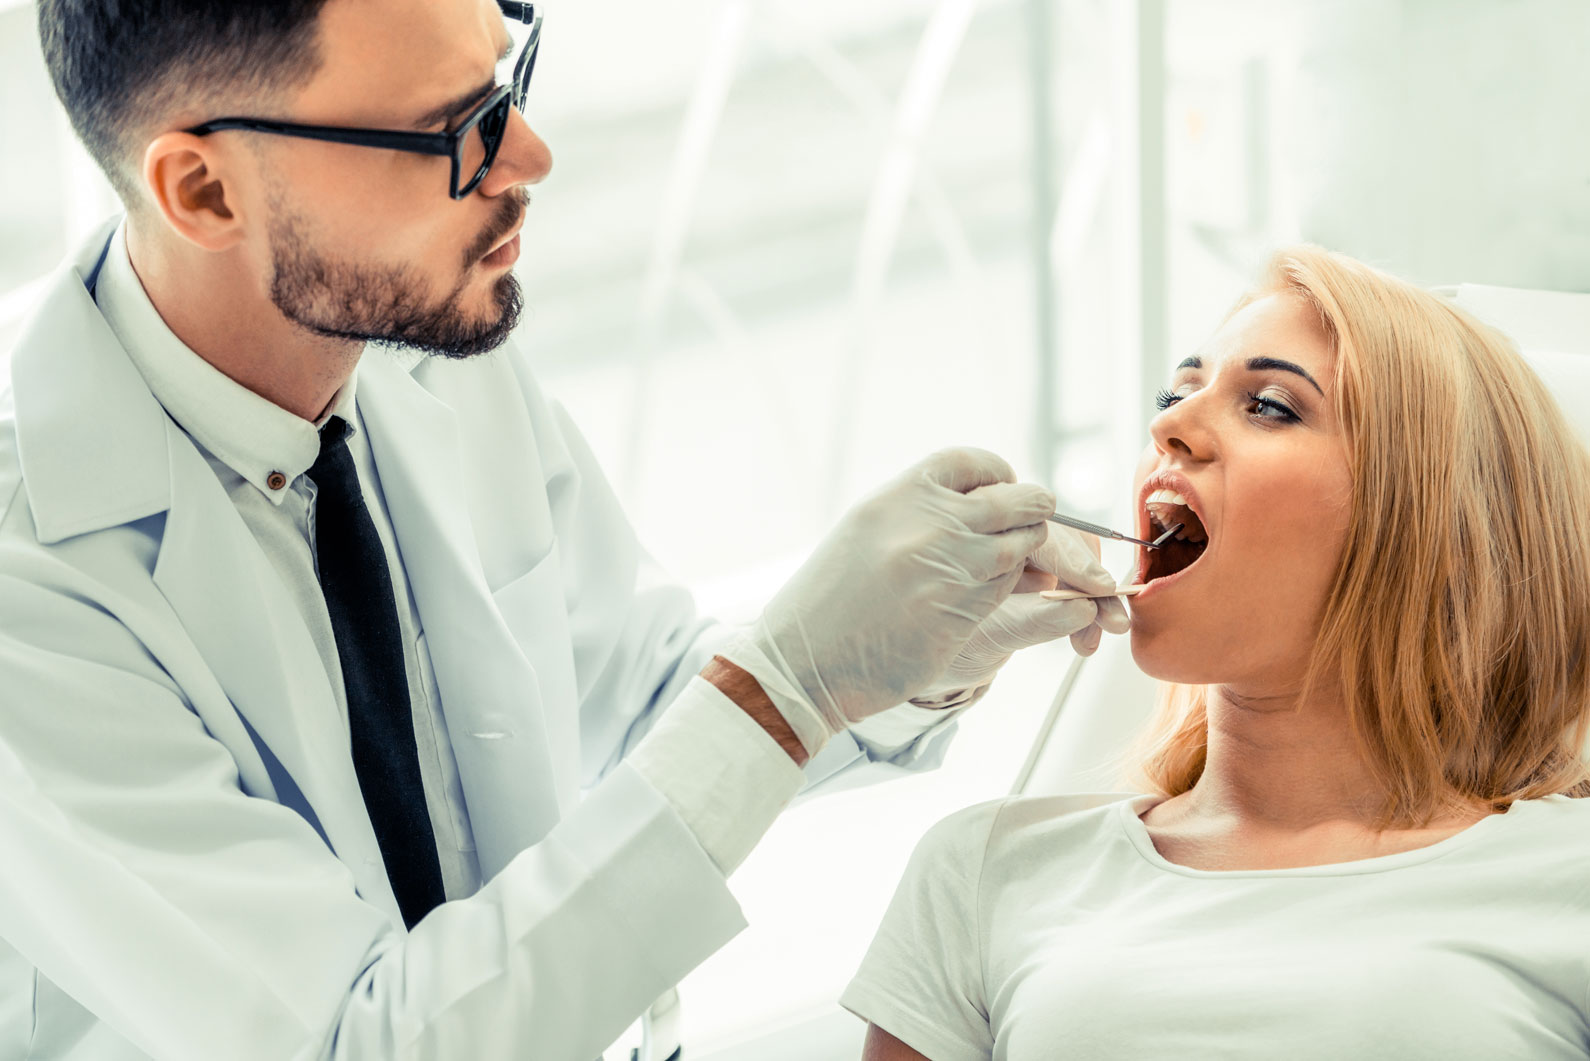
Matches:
[1130,541,1206,604]
[1130,472,1213,606]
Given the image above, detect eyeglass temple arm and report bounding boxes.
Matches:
[185,118,455,156]
[497,2,540,108]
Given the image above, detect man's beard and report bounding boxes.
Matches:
[267,190,526,360]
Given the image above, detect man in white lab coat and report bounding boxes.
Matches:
[0,0,1127,1057]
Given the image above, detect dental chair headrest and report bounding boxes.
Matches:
[1444,283,1590,449]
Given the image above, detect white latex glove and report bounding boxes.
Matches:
[909,523,1132,707]
[719,448,1053,745]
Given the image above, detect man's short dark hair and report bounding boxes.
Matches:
[37,0,334,204]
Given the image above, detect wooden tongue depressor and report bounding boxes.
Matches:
[1040,585,1150,600]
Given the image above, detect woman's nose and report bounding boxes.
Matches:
[479,109,553,196]
[1149,394,1213,460]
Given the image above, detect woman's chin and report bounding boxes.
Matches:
[1128,624,1222,685]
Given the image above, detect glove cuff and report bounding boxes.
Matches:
[717,630,835,756]
[907,681,994,712]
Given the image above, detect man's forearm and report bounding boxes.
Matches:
[701,656,809,767]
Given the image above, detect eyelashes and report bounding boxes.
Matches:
[1250,394,1300,422]
[1153,388,1299,423]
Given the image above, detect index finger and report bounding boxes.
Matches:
[958,482,1057,534]
[916,447,1017,494]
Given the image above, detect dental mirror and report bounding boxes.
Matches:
[1046,512,1184,551]
[1037,517,1185,601]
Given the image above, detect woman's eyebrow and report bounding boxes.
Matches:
[1173,355,1324,396]
[1247,356,1324,395]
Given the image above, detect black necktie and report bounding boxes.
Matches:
[309,415,445,928]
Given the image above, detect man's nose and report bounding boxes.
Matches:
[479,109,553,196]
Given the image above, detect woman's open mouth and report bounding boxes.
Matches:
[1138,488,1210,593]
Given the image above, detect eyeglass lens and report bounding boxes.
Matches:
[456,95,511,197]
[454,12,537,197]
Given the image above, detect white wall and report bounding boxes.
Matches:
[1285,0,1590,290]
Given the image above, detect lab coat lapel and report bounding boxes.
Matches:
[356,354,564,882]
[8,230,400,919]
[150,440,399,918]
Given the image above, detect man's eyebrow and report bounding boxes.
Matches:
[411,39,514,130]
[1173,355,1324,396]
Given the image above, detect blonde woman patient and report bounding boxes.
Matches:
[842,247,1590,1060]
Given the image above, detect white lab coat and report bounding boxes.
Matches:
[0,221,950,1060]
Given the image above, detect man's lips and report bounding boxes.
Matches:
[480,230,522,268]
[473,203,527,265]
[484,222,523,257]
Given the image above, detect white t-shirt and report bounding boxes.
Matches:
[842,792,1590,1060]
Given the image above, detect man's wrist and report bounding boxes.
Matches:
[702,656,809,766]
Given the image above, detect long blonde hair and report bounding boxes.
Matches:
[1130,247,1590,828]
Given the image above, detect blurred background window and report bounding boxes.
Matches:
[4,0,1589,1056]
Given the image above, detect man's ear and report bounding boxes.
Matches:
[140,131,249,252]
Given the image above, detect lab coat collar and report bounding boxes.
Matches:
[93,221,357,506]
[9,217,171,545]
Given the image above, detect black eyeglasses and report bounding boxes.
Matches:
[185,1,541,200]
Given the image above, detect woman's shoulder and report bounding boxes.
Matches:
[1499,793,1590,854]
[913,791,1143,872]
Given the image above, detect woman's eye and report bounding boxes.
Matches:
[1154,386,1299,423]
[1248,392,1298,422]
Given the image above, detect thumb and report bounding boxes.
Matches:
[1025,525,1115,595]
[983,592,1100,652]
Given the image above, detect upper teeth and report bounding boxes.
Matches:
[1144,487,1207,543]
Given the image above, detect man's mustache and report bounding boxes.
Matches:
[466,189,530,265]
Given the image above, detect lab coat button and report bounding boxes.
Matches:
[267,471,287,490]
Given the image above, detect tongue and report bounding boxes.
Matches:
[1147,536,1205,581]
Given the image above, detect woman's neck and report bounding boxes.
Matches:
[1175,682,1389,832]
[1138,683,1499,873]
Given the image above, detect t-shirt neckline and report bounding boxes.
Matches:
[1115,793,1520,879]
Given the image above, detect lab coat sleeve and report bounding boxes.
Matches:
[0,553,748,1061]
[499,346,960,787]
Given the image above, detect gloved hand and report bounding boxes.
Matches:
[908,523,1132,708]
[719,448,1054,746]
